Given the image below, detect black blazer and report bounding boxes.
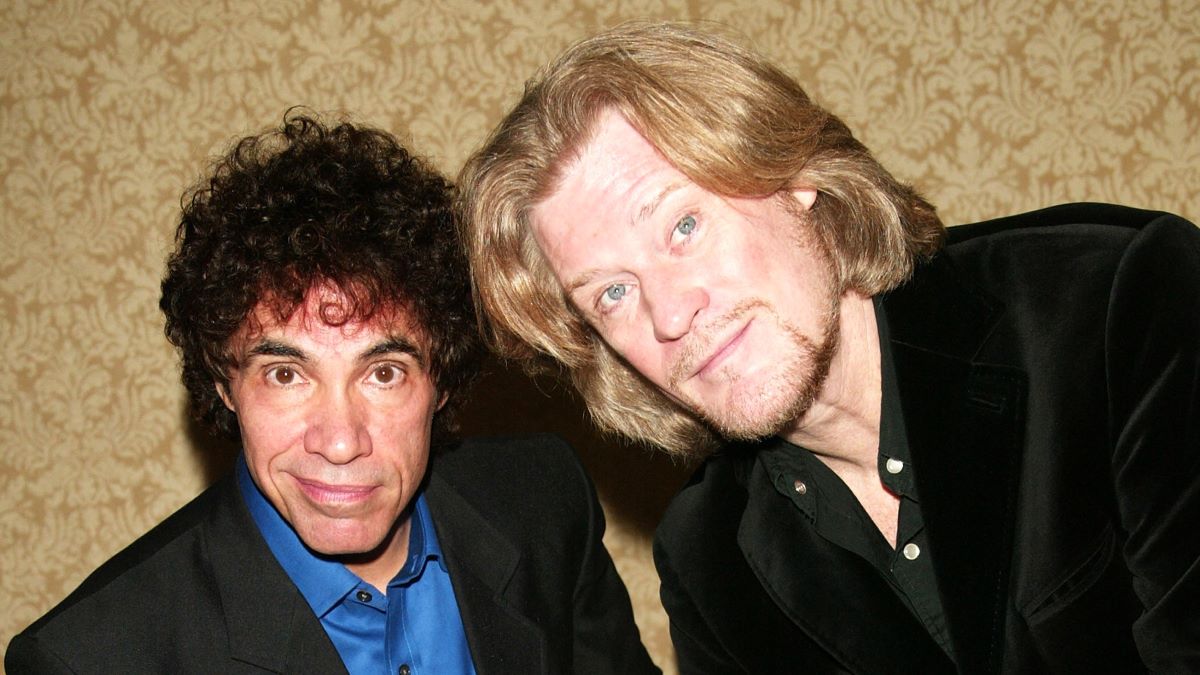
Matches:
[655,204,1200,673]
[6,435,659,674]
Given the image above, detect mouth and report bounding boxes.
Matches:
[693,319,752,380]
[294,477,377,505]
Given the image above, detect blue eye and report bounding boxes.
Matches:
[604,284,628,303]
[675,214,696,236]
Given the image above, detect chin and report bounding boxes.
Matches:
[710,390,806,441]
[297,525,389,557]
[707,349,829,441]
[311,539,392,561]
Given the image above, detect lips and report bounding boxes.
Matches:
[693,319,752,379]
[294,477,377,506]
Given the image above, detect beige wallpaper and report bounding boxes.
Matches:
[2,1,1197,672]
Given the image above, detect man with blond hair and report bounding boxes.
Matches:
[458,22,1200,673]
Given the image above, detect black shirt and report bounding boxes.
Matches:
[757,300,955,660]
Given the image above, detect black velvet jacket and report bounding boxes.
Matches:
[655,204,1200,673]
[7,435,659,674]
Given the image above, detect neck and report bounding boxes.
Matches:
[781,291,882,475]
[782,291,900,546]
[342,518,411,593]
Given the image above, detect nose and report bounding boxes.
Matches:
[645,275,709,342]
[303,388,371,464]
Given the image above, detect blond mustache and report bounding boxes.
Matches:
[667,299,773,386]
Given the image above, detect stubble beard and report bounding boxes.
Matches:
[680,295,841,442]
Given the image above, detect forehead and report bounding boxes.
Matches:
[542,109,679,212]
[531,110,687,273]
[233,286,421,350]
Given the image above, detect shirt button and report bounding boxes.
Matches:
[903,543,921,560]
[793,479,808,495]
[399,665,411,675]
[356,590,372,602]
[885,458,905,474]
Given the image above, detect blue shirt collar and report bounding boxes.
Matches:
[236,455,445,618]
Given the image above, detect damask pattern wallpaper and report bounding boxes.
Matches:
[1,0,1197,671]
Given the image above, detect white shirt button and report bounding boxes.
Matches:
[903,543,921,560]
[885,458,905,474]
[793,479,808,495]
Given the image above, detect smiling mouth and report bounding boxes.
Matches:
[295,477,376,505]
[693,320,752,379]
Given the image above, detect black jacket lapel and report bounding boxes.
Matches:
[737,455,956,674]
[424,471,546,674]
[204,478,347,674]
[885,257,1026,673]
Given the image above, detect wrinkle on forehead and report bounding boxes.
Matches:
[529,110,683,286]
[532,105,624,202]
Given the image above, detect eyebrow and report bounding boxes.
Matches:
[363,337,426,368]
[245,340,304,361]
[564,182,687,297]
[564,270,600,297]
[241,336,426,369]
[635,181,685,227]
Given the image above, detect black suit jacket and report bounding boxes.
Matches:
[655,204,1200,673]
[6,435,659,674]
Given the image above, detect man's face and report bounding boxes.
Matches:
[218,288,441,561]
[530,110,841,440]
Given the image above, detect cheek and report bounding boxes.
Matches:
[605,331,674,387]
[369,395,438,455]
[233,394,307,459]
[739,226,829,309]
[371,425,431,490]
[241,418,303,475]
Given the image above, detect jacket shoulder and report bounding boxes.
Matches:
[7,480,234,672]
[933,203,1196,325]
[435,433,580,472]
[428,434,595,537]
[433,434,587,499]
[20,481,226,627]
[946,202,1186,244]
[656,448,754,559]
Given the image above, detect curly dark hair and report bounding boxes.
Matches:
[161,110,481,446]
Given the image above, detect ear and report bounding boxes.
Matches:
[789,187,818,211]
[215,380,236,413]
[436,391,449,412]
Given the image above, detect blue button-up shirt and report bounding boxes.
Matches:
[237,458,477,675]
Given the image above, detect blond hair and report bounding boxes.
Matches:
[458,22,944,457]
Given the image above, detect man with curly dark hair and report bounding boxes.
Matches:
[6,111,658,675]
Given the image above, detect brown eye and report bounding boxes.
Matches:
[271,367,295,385]
[374,365,397,384]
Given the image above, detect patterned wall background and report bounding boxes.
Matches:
[2,0,1197,671]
